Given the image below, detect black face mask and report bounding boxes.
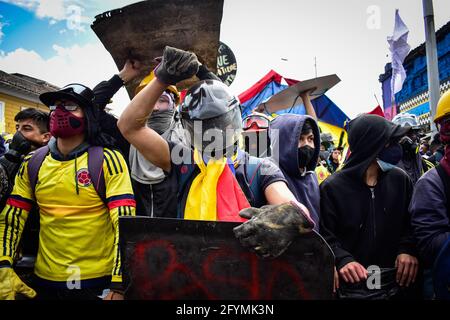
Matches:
[298,146,315,169]
[378,142,403,165]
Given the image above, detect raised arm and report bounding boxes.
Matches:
[300,90,317,121]
[117,46,199,172]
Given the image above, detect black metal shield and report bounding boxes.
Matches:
[91,0,224,97]
[119,217,335,300]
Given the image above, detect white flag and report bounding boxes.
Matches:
[388,9,411,97]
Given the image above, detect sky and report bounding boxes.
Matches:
[0,0,449,119]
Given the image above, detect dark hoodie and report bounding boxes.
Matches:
[270,114,320,229]
[319,114,417,270]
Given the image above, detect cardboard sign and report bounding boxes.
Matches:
[120,217,335,300]
[263,74,341,113]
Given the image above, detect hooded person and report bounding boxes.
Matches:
[270,114,321,229]
[320,114,420,299]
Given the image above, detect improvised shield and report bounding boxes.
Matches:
[91,0,224,97]
[119,217,335,300]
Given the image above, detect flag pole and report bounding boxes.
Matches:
[422,0,440,135]
[374,94,380,106]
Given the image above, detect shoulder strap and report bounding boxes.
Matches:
[436,165,450,212]
[88,146,106,204]
[28,146,50,194]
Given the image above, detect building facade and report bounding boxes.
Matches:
[379,21,450,131]
[0,71,58,134]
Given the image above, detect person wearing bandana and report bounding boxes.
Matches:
[410,90,450,299]
[128,72,187,218]
[119,46,315,261]
[320,114,420,299]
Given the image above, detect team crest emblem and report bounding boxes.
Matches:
[77,169,92,187]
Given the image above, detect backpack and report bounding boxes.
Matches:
[27,146,106,204]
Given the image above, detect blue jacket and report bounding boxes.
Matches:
[410,168,450,267]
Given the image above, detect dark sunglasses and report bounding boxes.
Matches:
[49,102,79,111]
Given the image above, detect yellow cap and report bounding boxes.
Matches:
[435,89,450,123]
[135,71,180,105]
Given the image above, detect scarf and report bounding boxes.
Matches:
[184,150,250,222]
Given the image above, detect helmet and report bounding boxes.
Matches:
[435,90,450,123]
[392,113,420,129]
[180,80,242,152]
[135,71,180,105]
[39,83,94,109]
[242,112,271,132]
[320,132,334,149]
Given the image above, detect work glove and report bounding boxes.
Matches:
[233,201,315,259]
[154,46,200,85]
[0,264,36,300]
[4,131,32,163]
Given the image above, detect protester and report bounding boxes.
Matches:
[410,90,450,300]
[327,147,342,174]
[320,114,419,299]
[0,109,50,207]
[93,60,220,217]
[269,113,321,228]
[0,83,135,300]
[118,46,315,260]
[427,133,445,166]
[241,112,272,158]
[392,113,434,184]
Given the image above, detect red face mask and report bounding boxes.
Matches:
[439,118,450,176]
[439,119,450,145]
[50,107,85,138]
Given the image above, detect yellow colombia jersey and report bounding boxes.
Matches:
[0,148,135,285]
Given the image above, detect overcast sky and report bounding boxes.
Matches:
[0,0,449,118]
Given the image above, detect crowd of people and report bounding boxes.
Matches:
[0,46,448,300]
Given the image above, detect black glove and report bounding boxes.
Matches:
[399,136,418,157]
[5,131,32,163]
[196,64,221,82]
[154,46,199,85]
[233,201,315,259]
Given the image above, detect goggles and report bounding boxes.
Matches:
[242,115,270,131]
